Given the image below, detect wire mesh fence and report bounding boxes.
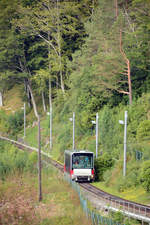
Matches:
[64,174,123,225]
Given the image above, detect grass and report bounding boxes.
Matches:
[0,140,92,224]
[93,181,150,205]
[0,167,92,225]
[2,85,24,113]
[21,114,65,162]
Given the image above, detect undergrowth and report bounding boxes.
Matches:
[0,140,92,225]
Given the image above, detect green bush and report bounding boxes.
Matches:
[110,211,124,224]
[136,120,150,141]
[25,152,38,172]
[94,153,114,181]
[0,141,38,179]
[117,171,139,192]
[7,110,24,135]
[139,160,150,192]
[0,110,9,133]
[0,109,24,136]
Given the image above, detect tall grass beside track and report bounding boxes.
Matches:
[0,140,92,225]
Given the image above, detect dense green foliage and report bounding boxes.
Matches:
[0,110,24,136]
[0,141,38,179]
[94,153,114,181]
[0,157,90,225]
[0,0,150,196]
[0,0,149,106]
[140,160,150,192]
[7,111,24,135]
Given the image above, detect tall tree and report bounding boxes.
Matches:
[114,0,132,104]
[123,0,150,96]
[0,0,19,103]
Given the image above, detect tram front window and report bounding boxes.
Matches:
[72,153,93,169]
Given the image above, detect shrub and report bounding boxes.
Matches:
[0,142,38,179]
[117,171,140,192]
[7,110,24,135]
[94,153,114,181]
[139,160,150,192]
[136,120,150,141]
[0,110,9,133]
[25,152,38,172]
[110,211,124,224]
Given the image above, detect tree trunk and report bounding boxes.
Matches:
[59,53,65,93]
[24,79,32,108]
[27,80,39,118]
[114,0,132,105]
[19,59,31,108]
[114,0,118,18]
[91,0,95,16]
[42,91,46,112]
[119,29,132,105]
[57,0,65,94]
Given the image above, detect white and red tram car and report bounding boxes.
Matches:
[64,150,94,182]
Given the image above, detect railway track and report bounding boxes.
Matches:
[1,135,150,223]
[79,183,150,216]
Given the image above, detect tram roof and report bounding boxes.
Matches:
[65,150,94,155]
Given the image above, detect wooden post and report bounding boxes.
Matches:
[26,79,42,202]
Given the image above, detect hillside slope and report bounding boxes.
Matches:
[1,87,150,206]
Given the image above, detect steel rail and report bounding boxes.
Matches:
[79,182,150,211]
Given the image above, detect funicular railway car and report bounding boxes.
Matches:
[64,150,94,182]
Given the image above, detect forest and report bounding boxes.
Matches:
[0,0,150,198]
[0,0,150,110]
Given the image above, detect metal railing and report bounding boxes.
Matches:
[64,174,123,225]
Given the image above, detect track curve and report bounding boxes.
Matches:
[1,135,150,220]
[79,182,150,213]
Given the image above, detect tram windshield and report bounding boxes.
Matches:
[72,153,93,169]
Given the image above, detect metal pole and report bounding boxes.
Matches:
[73,112,75,150]
[123,111,128,177]
[38,116,42,201]
[50,107,52,150]
[24,103,26,138]
[96,112,99,158]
